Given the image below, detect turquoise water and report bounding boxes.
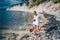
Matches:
[0,0,25,9]
[0,10,25,29]
[0,10,26,40]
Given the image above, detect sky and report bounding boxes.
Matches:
[0,0,24,9]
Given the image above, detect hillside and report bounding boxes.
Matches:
[6,1,60,13]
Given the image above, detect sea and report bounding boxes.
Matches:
[0,10,26,29]
[0,10,27,40]
[0,0,26,40]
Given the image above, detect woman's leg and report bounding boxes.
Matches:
[33,24,39,33]
[35,25,39,32]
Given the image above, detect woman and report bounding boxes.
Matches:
[32,11,39,33]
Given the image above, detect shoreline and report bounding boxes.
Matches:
[6,1,60,13]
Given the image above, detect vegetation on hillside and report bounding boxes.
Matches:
[52,0,60,3]
[28,0,60,8]
[29,0,42,8]
[8,0,60,8]
[24,0,29,6]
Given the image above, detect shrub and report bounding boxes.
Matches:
[29,2,36,8]
[25,0,29,6]
[29,0,42,8]
[52,0,60,3]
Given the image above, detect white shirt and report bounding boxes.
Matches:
[33,15,39,25]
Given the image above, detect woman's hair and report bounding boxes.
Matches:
[34,11,37,15]
[34,11,36,13]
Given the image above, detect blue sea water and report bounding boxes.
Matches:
[0,0,24,9]
[0,0,25,40]
[0,9,26,40]
[0,10,25,29]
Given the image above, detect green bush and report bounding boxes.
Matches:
[29,2,36,8]
[35,0,42,5]
[25,0,29,6]
[52,0,60,3]
[29,0,42,8]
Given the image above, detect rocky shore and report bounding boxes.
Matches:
[0,12,60,40]
[1,1,60,40]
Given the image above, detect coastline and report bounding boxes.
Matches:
[6,1,60,13]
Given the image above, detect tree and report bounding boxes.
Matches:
[52,0,60,3]
[25,0,29,6]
